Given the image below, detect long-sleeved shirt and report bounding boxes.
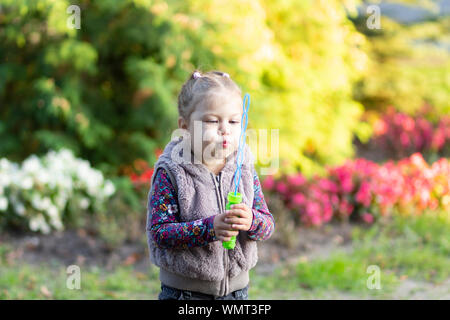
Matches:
[149,167,274,249]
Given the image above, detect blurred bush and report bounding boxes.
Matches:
[262,153,450,227]
[0,0,215,176]
[351,11,450,117]
[0,149,115,233]
[1,0,447,180]
[366,106,450,161]
[93,175,148,249]
[0,0,373,178]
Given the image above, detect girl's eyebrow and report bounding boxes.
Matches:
[203,113,241,117]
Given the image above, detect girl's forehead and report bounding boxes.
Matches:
[197,93,242,116]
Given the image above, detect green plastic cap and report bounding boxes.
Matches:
[227,192,242,204]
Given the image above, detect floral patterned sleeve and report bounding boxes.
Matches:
[247,169,275,241]
[149,168,217,249]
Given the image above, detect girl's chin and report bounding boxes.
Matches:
[211,146,235,157]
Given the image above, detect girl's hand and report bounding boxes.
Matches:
[213,213,239,242]
[224,203,253,232]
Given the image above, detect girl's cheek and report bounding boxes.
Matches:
[203,127,218,142]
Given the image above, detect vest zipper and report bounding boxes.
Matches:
[218,171,230,297]
[211,171,228,297]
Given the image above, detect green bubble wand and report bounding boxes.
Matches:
[222,93,250,250]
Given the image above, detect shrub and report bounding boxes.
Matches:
[0,149,115,233]
[262,153,450,227]
[369,106,450,160]
[0,0,370,178]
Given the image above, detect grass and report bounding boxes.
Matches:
[249,212,450,299]
[0,212,449,299]
[0,259,162,299]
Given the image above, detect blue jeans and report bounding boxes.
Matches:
[158,283,249,300]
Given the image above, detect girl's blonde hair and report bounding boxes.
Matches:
[177,69,242,122]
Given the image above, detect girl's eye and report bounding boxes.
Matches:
[204,120,239,124]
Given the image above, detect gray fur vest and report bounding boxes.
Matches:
[146,135,258,288]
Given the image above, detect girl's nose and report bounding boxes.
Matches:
[219,121,231,135]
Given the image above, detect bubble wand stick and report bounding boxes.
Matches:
[222,93,250,250]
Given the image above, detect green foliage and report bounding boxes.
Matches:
[189,0,370,176]
[352,13,450,117]
[0,0,219,175]
[351,212,450,282]
[93,176,148,248]
[2,0,446,178]
[0,0,372,178]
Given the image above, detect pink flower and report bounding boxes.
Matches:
[287,173,306,187]
[276,182,288,194]
[410,153,426,169]
[318,178,338,193]
[323,204,333,223]
[292,193,306,206]
[338,199,354,217]
[400,132,410,147]
[262,176,275,191]
[355,181,372,207]
[306,201,321,217]
[432,129,445,151]
[341,176,354,193]
[362,212,374,224]
[310,214,322,226]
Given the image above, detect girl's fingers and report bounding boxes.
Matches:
[219,230,238,237]
[219,221,236,231]
[224,217,245,224]
[225,208,248,218]
[229,224,247,231]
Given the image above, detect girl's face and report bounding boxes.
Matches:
[179,92,243,165]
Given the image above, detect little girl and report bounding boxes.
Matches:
[146,70,275,300]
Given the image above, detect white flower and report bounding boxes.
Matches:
[55,194,68,208]
[0,158,11,170]
[14,202,26,216]
[22,155,41,174]
[79,197,90,210]
[29,214,50,234]
[36,170,50,185]
[0,196,8,211]
[2,148,116,234]
[47,205,63,230]
[47,204,58,219]
[0,171,12,186]
[51,217,63,230]
[31,194,43,210]
[20,176,33,190]
[41,197,51,211]
[103,181,116,197]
